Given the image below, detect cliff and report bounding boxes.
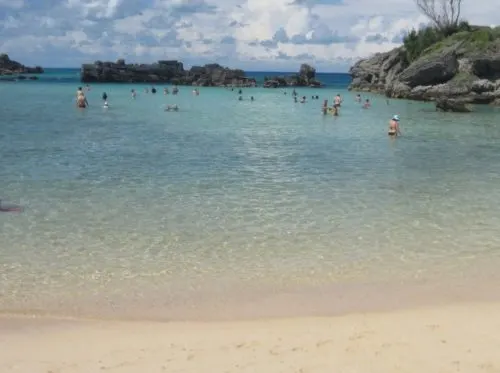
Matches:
[80,59,256,87]
[348,26,500,106]
[0,53,44,77]
[263,64,322,88]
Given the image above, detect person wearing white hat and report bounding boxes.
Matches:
[388,115,401,137]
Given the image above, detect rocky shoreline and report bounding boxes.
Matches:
[263,64,322,88]
[81,60,322,87]
[81,59,256,87]
[0,54,44,80]
[348,26,500,109]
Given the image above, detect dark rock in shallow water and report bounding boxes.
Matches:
[80,59,256,86]
[436,98,473,112]
[0,53,44,76]
[263,64,323,88]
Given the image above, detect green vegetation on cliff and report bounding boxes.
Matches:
[402,23,500,64]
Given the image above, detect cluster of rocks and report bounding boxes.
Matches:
[348,35,500,111]
[263,64,322,88]
[0,53,44,80]
[81,59,256,87]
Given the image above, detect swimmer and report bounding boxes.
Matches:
[165,104,179,111]
[238,95,243,101]
[131,89,136,99]
[300,96,306,103]
[334,94,342,108]
[172,86,179,95]
[102,92,108,101]
[0,199,22,212]
[151,87,157,94]
[363,99,371,109]
[164,87,169,95]
[355,94,361,103]
[322,99,328,115]
[76,90,89,108]
[250,96,254,101]
[388,115,401,137]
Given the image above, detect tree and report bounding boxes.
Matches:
[415,0,463,34]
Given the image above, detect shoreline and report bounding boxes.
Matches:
[2,269,500,323]
[2,301,500,373]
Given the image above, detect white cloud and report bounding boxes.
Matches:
[0,0,23,9]
[0,0,497,71]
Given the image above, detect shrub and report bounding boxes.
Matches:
[402,21,472,63]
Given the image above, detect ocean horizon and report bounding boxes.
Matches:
[1,67,352,87]
[1,68,500,321]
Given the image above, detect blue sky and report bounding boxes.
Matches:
[0,0,497,72]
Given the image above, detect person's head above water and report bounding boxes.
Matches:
[392,115,400,121]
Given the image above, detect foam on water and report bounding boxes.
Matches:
[1,76,500,319]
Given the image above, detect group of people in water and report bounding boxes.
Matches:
[75,84,401,137]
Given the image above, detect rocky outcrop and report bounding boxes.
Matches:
[348,29,500,109]
[81,59,256,87]
[263,64,323,88]
[0,53,44,76]
[436,98,473,112]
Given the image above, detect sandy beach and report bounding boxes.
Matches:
[2,302,500,373]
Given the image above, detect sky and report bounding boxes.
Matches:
[0,0,497,72]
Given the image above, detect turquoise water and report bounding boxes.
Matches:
[1,72,500,320]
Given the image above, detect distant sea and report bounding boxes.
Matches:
[1,67,500,321]
[7,68,353,87]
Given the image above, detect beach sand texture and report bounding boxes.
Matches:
[2,302,500,373]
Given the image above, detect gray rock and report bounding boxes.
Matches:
[436,98,473,112]
[471,79,496,93]
[458,58,474,74]
[389,82,411,98]
[408,85,432,100]
[263,64,323,88]
[348,47,404,92]
[398,49,458,87]
[0,53,44,75]
[471,53,500,79]
[81,59,256,86]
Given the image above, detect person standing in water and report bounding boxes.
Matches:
[102,92,108,101]
[334,94,342,108]
[76,87,89,108]
[388,115,401,137]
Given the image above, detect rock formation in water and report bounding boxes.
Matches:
[263,64,323,88]
[348,26,500,109]
[80,59,256,86]
[0,53,44,79]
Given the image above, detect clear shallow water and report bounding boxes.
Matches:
[1,73,500,320]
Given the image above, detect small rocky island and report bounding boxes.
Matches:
[0,53,44,79]
[348,24,500,110]
[81,59,256,86]
[263,64,322,88]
